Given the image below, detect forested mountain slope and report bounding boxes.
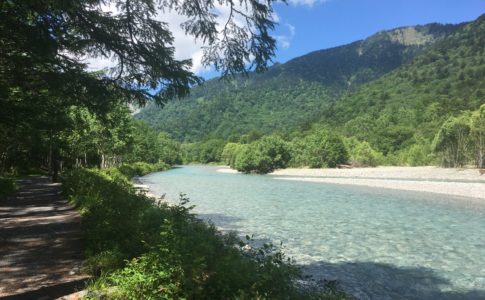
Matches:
[137,22,462,141]
[322,14,485,157]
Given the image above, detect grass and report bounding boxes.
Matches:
[62,165,350,299]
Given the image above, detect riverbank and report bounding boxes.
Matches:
[140,165,485,298]
[62,167,347,299]
[217,166,485,201]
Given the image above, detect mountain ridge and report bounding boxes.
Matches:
[136,19,470,141]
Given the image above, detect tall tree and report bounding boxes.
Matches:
[470,104,485,168]
[0,0,278,106]
[0,0,280,174]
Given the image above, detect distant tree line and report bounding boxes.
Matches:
[180,104,485,173]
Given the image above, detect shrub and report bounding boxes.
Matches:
[233,135,291,174]
[293,130,348,168]
[221,143,242,167]
[347,140,384,167]
[395,143,436,166]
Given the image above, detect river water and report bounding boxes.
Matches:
[141,165,485,299]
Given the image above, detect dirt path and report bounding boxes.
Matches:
[0,176,88,299]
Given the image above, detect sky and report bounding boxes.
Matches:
[270,0,485,65]
[87,0,485,79]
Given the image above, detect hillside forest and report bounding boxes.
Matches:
[138,14,485,173]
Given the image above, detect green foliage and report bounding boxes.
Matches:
[137,15,485,169]
[395,143,437,166]
[233,145,258,173]
[157,133,183,165]
[234,135,291,174]
[345,138,384,167]
[125,122,182,165]
[183,139,226,164]
[432,114,472,167]
[431,104,485,168]
[324,15,485,164]
[137,22,460,141]
[62,168,161,272]
[290,130,348,168]
[1,0,280,176]
[470,104,485,167]
[63,168,346,299]
[221,143,242,167]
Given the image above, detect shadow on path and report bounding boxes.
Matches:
[0,176,88,298]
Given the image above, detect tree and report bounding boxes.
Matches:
[233,135,290,174]
[0,0,279,174]
[433,114,471,167]
[297,130,348,168]
[345,138,383,167]
[221,143,241,167]
[470,104,485,168]
[157,132,182,165]
[0,0,278,106]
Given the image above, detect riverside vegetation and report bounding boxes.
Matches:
[0,1,352,298]
[63,167,349,299]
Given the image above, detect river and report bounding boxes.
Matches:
[141,165,485,300]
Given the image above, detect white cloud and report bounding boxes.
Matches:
[84,7,209,74]
[274,23,296,49]
[83,3,286,75]
[157,10,209,74]
[287,0,329,7]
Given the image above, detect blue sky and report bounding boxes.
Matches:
[270,0,485,64]
[88,1,485,79]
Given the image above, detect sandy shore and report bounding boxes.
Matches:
[217,166,485,200]
[270,166,485,181]
[216,167,239,174]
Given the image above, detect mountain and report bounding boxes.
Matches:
[321,14,485,157]
[136,22,463,141]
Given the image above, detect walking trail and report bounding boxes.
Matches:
[0,176,88,299]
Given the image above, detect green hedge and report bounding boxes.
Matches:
[63,168,348,299]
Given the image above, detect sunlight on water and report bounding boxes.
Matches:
[142,166,485,300]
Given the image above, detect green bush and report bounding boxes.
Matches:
[395,143,437,166]
[182,139,226,164]
[221,143,242,167]
[290,130,348,168]
[62,168,165,272]
[234,135,291,174]
[63,168,347,299]
[345,139,384,167]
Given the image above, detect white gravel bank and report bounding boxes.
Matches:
[218,166,485,200]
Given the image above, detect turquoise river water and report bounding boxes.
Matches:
[141,165,485,300]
